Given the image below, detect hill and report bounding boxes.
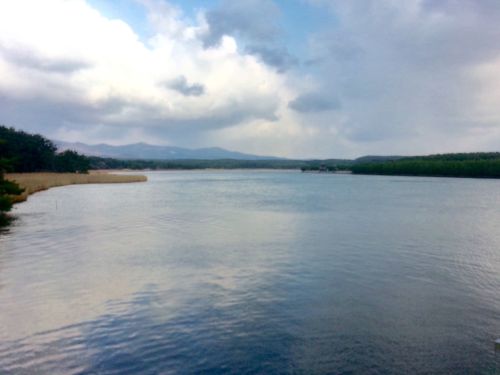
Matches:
[56,141,282,160]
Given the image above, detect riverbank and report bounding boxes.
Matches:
[6,172,147,203]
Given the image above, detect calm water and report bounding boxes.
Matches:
[1,171,500,374]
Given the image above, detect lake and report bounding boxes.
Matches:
[1,171,499,374]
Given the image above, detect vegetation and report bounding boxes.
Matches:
[0,126,355,172]
[0,125,133,226]
[351,153,500,178]
[89,156,353,171]
[54,150,90,173]
[300,163,352,172]
[3,124,500,182]
[6,172,147,203]
[0,126,57,172]
[0,153,24,226]
[0,125,89,173]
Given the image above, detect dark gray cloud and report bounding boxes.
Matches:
[166,76,205,96]
[0,85,279,145]
[246,45,298,72]
[0,94,129,135]
[421,0,500,15]
[202,0,298,72]
[288,93,340,113]
[202,0,280,48]
[316,0,500,69]
[301,0,500,146]
[0,45,90,73]
[143,104,279,144]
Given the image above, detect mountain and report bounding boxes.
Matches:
[56,141,282,160]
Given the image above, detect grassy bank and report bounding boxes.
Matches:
[6,172,147,202]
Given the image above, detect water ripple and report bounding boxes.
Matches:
[1,172,499,374]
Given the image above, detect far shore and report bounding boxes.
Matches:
[6,171,147,203]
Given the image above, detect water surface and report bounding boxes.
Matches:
[1,171,499,374]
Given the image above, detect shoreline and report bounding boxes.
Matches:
[6,171,147,203]
[301,170,352,174]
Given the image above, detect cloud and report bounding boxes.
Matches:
[201,0,297,72]
[1,0,500,158]
[299,0,500,151]
[288,93,340,113]
[166,75,205,96]
[0,45,90,73]
[202,0,280,48]
[245,45,298,72]
[0,0,290,149]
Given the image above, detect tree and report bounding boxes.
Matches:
[0,151,24,226]
[0,125,90,173]
[54,150,90,173]
[0,125,57,172]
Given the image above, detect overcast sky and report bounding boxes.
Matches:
[1,0,500,158]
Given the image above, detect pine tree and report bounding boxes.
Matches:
[0,147,24,226]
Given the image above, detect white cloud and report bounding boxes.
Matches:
[0,0,298,152]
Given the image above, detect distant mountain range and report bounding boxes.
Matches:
[56,141,282,160]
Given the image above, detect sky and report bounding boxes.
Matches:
[1,0,500,158]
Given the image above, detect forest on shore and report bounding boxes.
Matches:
[3,125,500,177]
[2,124,500,225]
[350,153,500,178]
[0,125,90,224]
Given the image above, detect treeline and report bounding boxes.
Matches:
[0,125,90,225]
[0,125,355,175]
[300,163,352,172]
[405,152,500,162]
[89,157,353,171]
[0,152,24,226]
[0,126,90,173]
[351,154,500,178]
